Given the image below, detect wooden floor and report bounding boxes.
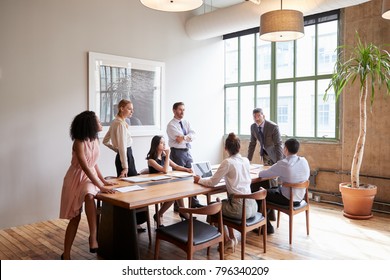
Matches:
[1,200,390,260]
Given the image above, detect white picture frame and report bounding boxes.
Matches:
[88,52,165,137]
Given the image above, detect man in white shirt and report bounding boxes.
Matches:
[258,138,310,234]
[166,102,203,208]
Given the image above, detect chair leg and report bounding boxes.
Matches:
[154,237,160,260]
[289,215,293,245]
[276,210,281,228]
[306,210,310,236]
[146,207,152,244]
[262,225,267,253]
[241,233,246,260]
[220,241,224,260]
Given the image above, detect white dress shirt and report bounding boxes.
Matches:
[103,117,133,169]
[166,118,195,149]
[199,154,252,196]
[258,155,310,201]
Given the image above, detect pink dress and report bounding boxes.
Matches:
[60,139,100,219]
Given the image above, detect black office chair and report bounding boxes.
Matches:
[154,199,224,260]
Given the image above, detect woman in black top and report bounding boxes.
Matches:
[146,135,192,225]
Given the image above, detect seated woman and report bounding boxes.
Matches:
[146,135,193,225]
[194,132,257,252]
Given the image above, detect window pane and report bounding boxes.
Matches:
[318,21,338,75]
[256,84,270,117]
[240,34,255,82]
[256,39,271,81]
[276,41,294,79]
[277,83,294,136]
[318,79,336,138]
[296,81,315,137]
[225,37,238,84]
[225,87,238,134]
[240,86,255,135]
[296,25,316,77]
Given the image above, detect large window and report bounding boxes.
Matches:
[224,11,339,139]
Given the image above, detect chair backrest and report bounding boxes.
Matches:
[232,188,267,226]
[282,180,310,209]
[179,199,223,248]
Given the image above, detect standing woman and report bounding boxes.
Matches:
[103,99,138,177]
[103,99,147,229]
[60,111,115,260]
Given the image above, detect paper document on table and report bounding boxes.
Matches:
[121,176,151,183]
[150,175,171,181]
[114,185,145,193]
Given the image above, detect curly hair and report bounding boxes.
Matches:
[70,111,99,141]
[225,132,241,156]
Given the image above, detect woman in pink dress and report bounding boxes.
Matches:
[60,111,115,260]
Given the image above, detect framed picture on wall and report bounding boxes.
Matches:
[88,52,165,137]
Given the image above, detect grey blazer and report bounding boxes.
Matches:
[247,119,284,164]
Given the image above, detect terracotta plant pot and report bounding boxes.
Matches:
[339,182,377,220]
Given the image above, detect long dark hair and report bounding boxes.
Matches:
[70,111,99,141]
[146,135,163,160]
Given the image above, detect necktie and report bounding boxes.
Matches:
[179,121,186,135]
[179,121,190,148]
[258,126,265,156]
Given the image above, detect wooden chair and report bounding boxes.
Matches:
[154,199,224,260]
[96,176,152,243]
[267,180,310,245]
[210,188,267,260]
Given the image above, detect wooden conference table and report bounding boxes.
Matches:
[96,165,268,260]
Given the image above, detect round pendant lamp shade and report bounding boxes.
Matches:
[382,0,390,19]
[140,0,203,12]
[260,9,304,42]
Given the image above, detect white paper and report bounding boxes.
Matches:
[150,175,171,181]
[114,185,145,193]
[120,176,151,183]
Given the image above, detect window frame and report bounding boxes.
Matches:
[223,10,340,141]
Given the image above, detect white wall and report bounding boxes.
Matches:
[0,0,224,229]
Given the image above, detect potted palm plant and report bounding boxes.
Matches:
[325,32,390,219]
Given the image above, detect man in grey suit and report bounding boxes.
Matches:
[247,108,283,165]
[248,108,283,225]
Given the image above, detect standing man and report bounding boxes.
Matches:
[166,102,204,208]
[247,108,284,166]
[247,108,283,223]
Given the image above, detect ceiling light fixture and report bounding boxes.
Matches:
[259,0,304,42]
[140,0,203,12]
[382,0,390,19]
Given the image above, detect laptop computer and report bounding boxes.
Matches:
[191,161,213,178]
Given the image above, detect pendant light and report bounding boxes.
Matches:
[140,0,203,12]
[259,0,304,42]
[382,0,390,19]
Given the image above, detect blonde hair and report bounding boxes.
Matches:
[117,99,132,117]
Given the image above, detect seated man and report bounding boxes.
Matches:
[257,138,310,234]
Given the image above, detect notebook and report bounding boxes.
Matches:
[191,161,213,178]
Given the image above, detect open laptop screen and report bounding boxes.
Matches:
[191,161,213,178]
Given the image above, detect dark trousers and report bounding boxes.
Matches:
[115,146,137,177]
[170,148,200,206]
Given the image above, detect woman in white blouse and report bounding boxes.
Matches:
[103,99,138,178]
[194,133,257,252]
